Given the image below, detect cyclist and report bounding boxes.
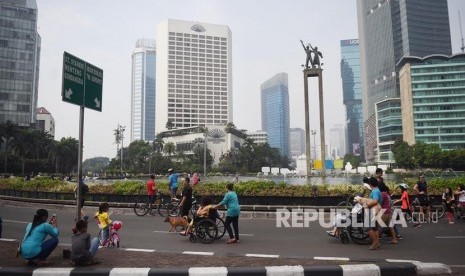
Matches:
[413,175,430,223]
[168,168,180,200]
[146,174,157,206]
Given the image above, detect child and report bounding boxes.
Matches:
[442,187,455,224]
[94,203,111,245]
[71,220,100,266]
[393,183,420,228]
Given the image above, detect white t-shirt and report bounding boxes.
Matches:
[458,190,465,203]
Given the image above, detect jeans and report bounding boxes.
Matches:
[225,215,239,240]
[102,227,109,242]
[30,236,59,260]
[90,238,99,256]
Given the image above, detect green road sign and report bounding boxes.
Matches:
[62,52,103,112]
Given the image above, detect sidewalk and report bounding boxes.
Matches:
[0,240,451,276]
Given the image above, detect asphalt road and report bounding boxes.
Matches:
[1,200,464,272]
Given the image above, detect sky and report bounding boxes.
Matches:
[35,0,465,160]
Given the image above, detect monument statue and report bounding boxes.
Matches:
[300,40,323,69]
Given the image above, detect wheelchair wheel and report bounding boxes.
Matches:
[196,219,218,244]
[348,226,371,245]
[216,217,226,239]
[340,232,350,244]
[133,200,150,216]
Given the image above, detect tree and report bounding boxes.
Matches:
[153,134,164,153]
[392,139,414,169]
[163,142,176,156]
[166,120,175,130]
[47,137,79,174]
[424,143,442,168]
[82,157,110,174]
[343,153,361,168]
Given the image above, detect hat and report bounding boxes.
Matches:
[399,183,409,189]
[363,183,372,190]
[168,168,173,172]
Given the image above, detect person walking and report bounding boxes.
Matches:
[414,175,431,222]
[191,172,200,186]
[20,209,59,266]
[366,177,381,250]
[178,177,193,217]
[214,183,241,244]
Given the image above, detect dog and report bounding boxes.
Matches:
[164,216,189,232]
[353,196,381,215]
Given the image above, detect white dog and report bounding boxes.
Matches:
[353,195,381,215]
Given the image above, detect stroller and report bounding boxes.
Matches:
[328,203,371,245]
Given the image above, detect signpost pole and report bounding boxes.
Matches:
[76,106,84,221]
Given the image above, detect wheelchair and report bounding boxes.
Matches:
[186,208,221,244]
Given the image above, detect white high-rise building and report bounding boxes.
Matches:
[131,39,156,142]
[155,19,232,133]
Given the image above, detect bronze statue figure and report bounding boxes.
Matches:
[300,40,323,69]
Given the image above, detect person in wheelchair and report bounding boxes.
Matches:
[180,196,217,236]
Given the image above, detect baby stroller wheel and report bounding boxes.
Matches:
[189,233,197,243]
[340,232,350,244]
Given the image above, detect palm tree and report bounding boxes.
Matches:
[153,135,164,153]
[0,121,19,172]
[163,142,176,156]
[48,137,78,174]
[165,120,175,130]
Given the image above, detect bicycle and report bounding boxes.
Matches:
[411,196,445,221]
[133,189,168,217]
[97,220,122,248]
[165,195,199,217]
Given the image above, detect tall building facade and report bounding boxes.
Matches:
[290,128,305,157]
[36,107,54,138]
[246,130,268,145]
[340,39,363,157]
[131,38,156,142]
[155,19,232,133]
[261,72,290,157]
[399,54,465,150]
[0,0,41,127]
[329,124,346,160]
[357,0,452,162]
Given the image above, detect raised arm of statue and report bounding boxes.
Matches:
[300,40,306,50]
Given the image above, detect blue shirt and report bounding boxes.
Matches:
[370,187,382,205]
[169,173,180,189]
[21,222,59,259]
[218,191,240,217]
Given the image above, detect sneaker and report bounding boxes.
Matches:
[414,224,422,228]
[396,234,403,240]
[226,239,238,244]
[449,221,455,224]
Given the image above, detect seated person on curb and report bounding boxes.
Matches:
[180,196,215,236]
[71,220,100,266]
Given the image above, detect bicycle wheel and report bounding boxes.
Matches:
[431,203,445,219]
[158,200,169,217]
[167,202,180,217]
[215,217,226,239]
[133,199,150,216]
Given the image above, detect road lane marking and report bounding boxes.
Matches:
[245,253,279,258]
[0,238,17,242]
[435,236,465,239]
[153,230,254,236]
[315,256,350,261]
[125,248,156,253]
[183,251,214,256]
[3,219,28,224]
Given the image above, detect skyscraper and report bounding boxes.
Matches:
[261,72,290,157]
[329,124,346,159]
[340,39,363,157]
[290,128,305,157]
[131,39,156,142]
[155,19,232,133]
[357,0,452,162]
[0,0,41,127]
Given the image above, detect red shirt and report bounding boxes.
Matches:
[401,190,410,209]
[147,179,156,196]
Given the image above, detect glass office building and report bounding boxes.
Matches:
[261,72,290,157]
[290,128,305,157]
[131,39,156,142]
[340,39,363,157]
[357,0,452,162]
[0,0,40,127]
[399,54,465,150]
[376,98,402,163]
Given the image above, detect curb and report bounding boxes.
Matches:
[0,262,450,275]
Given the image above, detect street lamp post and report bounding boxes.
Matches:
[311,130,316,162]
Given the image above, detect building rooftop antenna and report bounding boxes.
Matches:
[460,10,465,53]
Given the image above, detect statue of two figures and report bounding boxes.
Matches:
[300,40,323,69]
